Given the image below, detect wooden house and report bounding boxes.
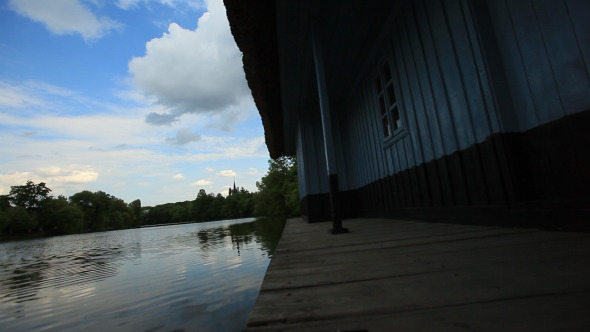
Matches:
[224,0,590,230]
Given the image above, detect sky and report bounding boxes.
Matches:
[0,0,270,206]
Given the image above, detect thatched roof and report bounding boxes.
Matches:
[224,0,286,159]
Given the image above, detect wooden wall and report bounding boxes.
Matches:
[297,0,590,222]
[336,0,507,208]
[487,0,590,132]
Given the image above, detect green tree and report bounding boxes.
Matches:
[39,196,70,233]
[0,210,8,235]
[58,205,84,234]
[0,195,11,211]
[128,199,142,226]
[7,206,37,234]
[254,156,300,217]
[108,197,132,229]
[208,194,225,220]
[0,195,9,234]
[8,180,52,212]
[69,190,96,230]
[223,193,240,219]
[191,189,214,222]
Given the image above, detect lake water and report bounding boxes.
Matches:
[0,217,285,331]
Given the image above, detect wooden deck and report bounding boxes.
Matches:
[245,218,590,331]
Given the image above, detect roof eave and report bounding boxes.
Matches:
[224,0,286,159]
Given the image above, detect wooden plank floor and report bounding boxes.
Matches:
[245,218,590,331]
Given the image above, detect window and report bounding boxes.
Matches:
[375,62,402,140]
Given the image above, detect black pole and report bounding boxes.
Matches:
[329,174,348,234]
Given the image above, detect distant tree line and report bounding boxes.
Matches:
[0,156,300,238]
[143,156,301,225]
[0,180,142,236]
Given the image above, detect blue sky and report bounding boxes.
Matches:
[0,0,270,206]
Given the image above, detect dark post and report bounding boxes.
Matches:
[328,174,348,234]
[311,14,348,235]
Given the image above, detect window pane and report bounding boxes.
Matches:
[391,107,400,130]
[379,96,386,115]
[386,83,396,107]
[382,116,391,137]
[383,63,392,82]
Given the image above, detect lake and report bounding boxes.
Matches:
[0,217,285,331]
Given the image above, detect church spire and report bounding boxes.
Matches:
[229,177,237,196]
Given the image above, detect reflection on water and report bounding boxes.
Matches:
[0,217,285,331]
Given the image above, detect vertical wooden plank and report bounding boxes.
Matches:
[389,26,412,207]
[566,0,590,81]
[391,18,422,207]
[426,0,475,150]
[393,15,423,167]
[460,0,501,134]
[395,10,429,165]
[406,1,446,206]
[485,0,537,131]
[392,144,404,208]
[407,0,445,159]
[443,0,492,143]
[362,83,381,209]
[353,98,364,190]
[435,157,454,206]
[396,6,431,207]
[364,65,389,209]
[414,0,456,206]
[403,138,421,207]
[419,0,460,152]
[403,4,445,206]
[347,85,362,190]
[506,0,565,125]
[343,103,356,190]
[358,82,377,210]
[415,0,456,155]
[401,144,413,208]
[443,0,490,205]
[353,103,367,206]
[535,0,590,115]
[421,0,470,206]
[461,0,512,204]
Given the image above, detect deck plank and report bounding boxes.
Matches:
[245,218,590,331]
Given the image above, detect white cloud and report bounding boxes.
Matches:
[248,167,259,175]
[35,165,98,184]
[51,169,99,183]
[0,172,32,195]
[116,0,204,10]
[0,165,98,197]
[128,0,250,127]
[0,79,269,205]
[173,173,185,179]
[191,179,212,186]
[0,81,41,108]
[217,170,235,177]
[8,0,122,41]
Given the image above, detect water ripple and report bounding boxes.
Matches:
[0,218,285,331]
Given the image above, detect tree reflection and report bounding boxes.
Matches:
[229,218,285,256]
[193,218,286,257]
